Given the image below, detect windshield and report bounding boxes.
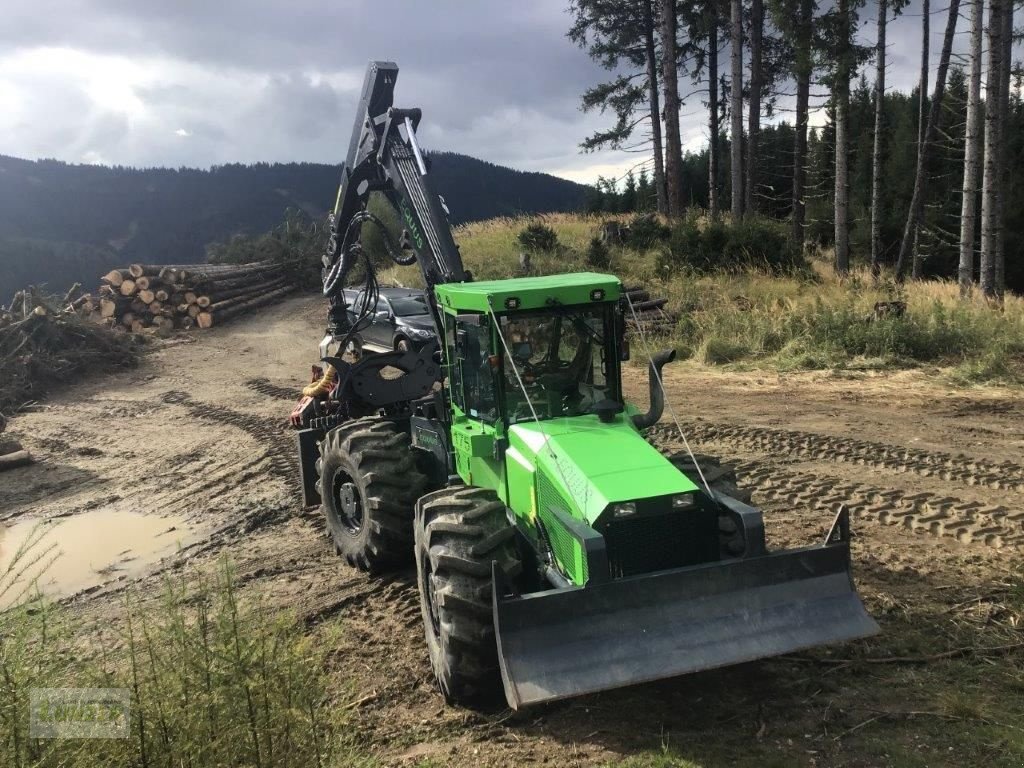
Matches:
[499,309,615,423]
[390,295,428,317]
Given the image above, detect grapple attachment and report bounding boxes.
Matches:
[493,512,877,709]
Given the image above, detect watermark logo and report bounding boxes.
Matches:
[30,688,130,739]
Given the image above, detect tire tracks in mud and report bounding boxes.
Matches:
[650,426,1024,550]
[734,460,1024,549]
[160,390,299,492]
[652,422,1024,492]
[244,377,301,402]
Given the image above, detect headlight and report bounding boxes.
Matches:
[407,327,434,338]
[672,493,695,509]
[611,502,637,518]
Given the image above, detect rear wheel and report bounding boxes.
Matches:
[318,418,426,572]
[414,487,522,704]
[668,452,752,557]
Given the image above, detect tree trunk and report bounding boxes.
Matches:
[792,0,813,246]
[642,0,668,216]
[958,0,985,296]
[980,0,1004,298]
[708,3,721,218]
[910,0,930,278]
[870,0,888,276]
[894,0,961,280]
[834,0,852,275]
[730,0,744,217]
[745,0,763,215]
[994,0,1013,299]
[661,0,685,218]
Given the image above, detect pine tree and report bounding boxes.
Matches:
[770,0,817,246]
[746,0,764,215]
[661,0,686,218]
[833,0,855,274]
[958,0,985,295]
[730,0,744,217]
[894,0,962,279]
[569,0,668,214]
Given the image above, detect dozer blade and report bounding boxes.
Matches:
[493,535,878,709]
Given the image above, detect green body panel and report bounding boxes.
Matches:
[450,417,504,492]
[435,272,621,313]
[506,416,698,525]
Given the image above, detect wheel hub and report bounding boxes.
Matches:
[333,477,363,534]
[423,568,441,638]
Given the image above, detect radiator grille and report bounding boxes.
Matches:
[603,508,719,579]
[536,472,588,585]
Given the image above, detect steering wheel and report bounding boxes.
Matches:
[537,371,577,394]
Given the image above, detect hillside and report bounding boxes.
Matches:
[0,153,587,300]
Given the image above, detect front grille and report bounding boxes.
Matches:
[603,508,719,579]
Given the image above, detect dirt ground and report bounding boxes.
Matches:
[3,293,1023,767]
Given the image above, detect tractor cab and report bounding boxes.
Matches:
[435,272,626,428]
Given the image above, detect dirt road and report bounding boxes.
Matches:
[3,294,1023,767]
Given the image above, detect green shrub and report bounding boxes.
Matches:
[586,237,611,269]
[697,336,752,365]
[660,214,803,275]
[517,222,559,252]
[626,214,671,249]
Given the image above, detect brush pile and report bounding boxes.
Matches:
[92,260,296,332]
[0,286,139,413]
[622,285,678,336]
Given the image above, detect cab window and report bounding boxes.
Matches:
[453,316,497,422]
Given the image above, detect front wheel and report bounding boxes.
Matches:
[318,418,426,572]
[414,487,522,704]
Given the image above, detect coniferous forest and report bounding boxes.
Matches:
[570,0,1023,295]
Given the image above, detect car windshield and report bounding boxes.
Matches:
[390,296,428,317]
[499,309,614,423]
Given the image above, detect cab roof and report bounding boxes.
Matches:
[435,272,621,313]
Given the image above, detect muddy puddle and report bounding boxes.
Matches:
[0,509,200,604]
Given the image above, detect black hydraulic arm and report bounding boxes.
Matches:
[322,61,467,318]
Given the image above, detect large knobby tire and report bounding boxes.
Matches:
[414,487,522,704]
[318,418,426,572]
[668,451,752,557]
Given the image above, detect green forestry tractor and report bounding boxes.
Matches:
[290,61,878,709]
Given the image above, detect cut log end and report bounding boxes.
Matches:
[0,450,33,472]
[103,269,126,287]
[196,312,213,329]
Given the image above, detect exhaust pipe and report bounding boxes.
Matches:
[632,349,676,429]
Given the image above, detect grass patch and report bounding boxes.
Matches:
[0,553,359,768]
[379,213,1024,385]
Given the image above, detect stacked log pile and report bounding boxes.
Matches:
[1,286,138,413]
[622,285,679,335]
[91,260,295,332]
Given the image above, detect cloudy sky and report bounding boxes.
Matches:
[0,1,1009,184]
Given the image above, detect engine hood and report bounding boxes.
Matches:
[507,416,698,526]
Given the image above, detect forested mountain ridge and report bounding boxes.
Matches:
[0,152,587,299]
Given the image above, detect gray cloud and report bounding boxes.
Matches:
[0,0,1018,182]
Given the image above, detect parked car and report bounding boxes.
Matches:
[349,287,436,353]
